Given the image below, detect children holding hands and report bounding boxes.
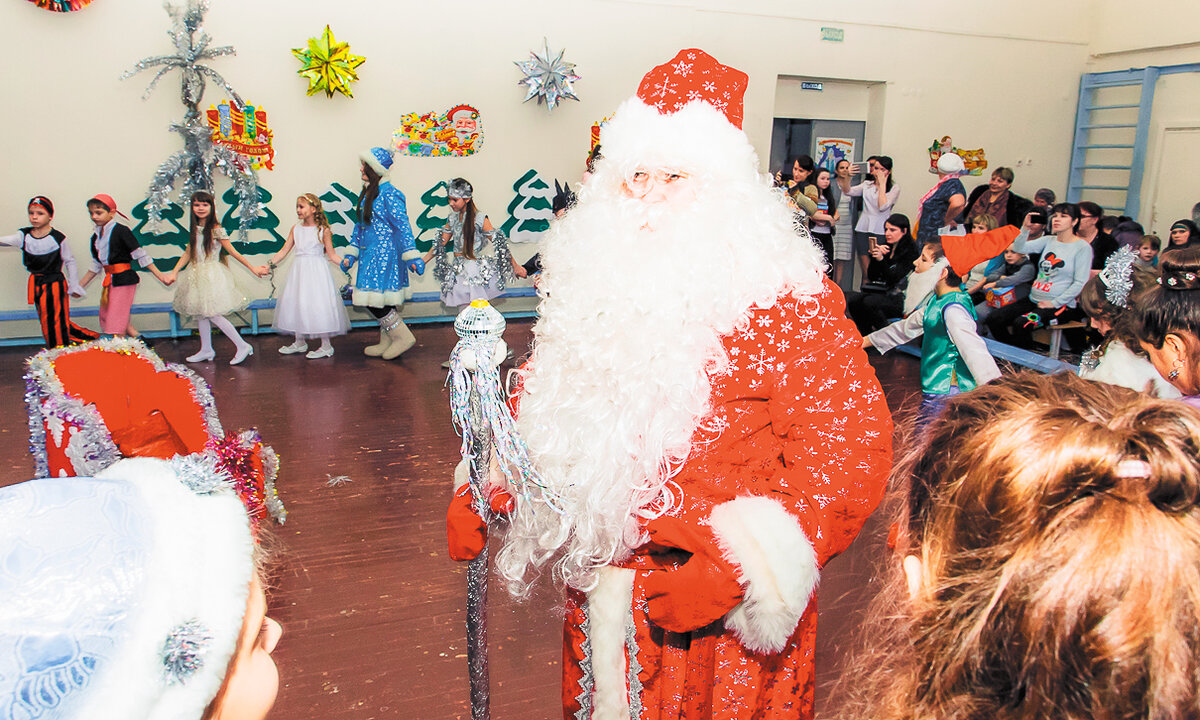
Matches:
[165,191,268,365]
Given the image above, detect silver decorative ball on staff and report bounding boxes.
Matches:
[447,300,506,720]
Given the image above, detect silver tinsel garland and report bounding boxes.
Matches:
[124,0,261,241]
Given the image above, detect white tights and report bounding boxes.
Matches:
[198,315,251,354]
[293,333,332,351]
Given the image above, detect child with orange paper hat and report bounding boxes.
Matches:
[864,228,1014,425]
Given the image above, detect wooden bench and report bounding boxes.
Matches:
[1031,320,1088,360]
[0,287,540,348]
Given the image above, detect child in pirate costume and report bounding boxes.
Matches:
[78,193,170,335]
[0,196,99,347]
[340,148,426,360]
[421,177,515,308]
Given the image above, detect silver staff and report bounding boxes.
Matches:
[448,301,508,720]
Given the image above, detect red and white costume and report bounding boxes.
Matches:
[449,49,892,719]
[560,280,890,719]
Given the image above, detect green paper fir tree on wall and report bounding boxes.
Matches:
[501,169,554,243]
[130,199,188,271]
[220,186,285,255]
[414,181,449,254]
[319,182,360,248]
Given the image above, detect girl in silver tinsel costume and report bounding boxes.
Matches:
[422,178,515,308]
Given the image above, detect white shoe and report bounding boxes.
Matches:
[306,346,334,359]
[279,341,308,355]
[186,350,215,363]
[230,345,254,366]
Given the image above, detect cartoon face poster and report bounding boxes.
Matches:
[392,104,483,158]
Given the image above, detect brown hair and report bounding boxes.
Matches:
[1078,265,1159,356]
[297,193,331,232]
[188,191,223,265]
[834,372,1200,720]
[1141,234,1162,252]
[359,163,381,224]
[991,166,1014,185]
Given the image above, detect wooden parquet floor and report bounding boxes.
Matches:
[0,321,922,719]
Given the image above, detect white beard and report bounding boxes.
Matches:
[496,112,826,595]
[903,259,947,316]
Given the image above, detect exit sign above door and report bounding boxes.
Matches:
[801,82,824,91]
[821,26,844,42]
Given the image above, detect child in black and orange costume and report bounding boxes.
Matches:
[78,193,170,336]
[1,196,99,348]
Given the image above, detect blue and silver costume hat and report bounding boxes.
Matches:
[0,457,254,720]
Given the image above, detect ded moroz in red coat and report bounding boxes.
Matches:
[560,278,892,719]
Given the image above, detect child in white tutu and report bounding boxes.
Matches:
[166,191,267,365]
[268,193,351,359]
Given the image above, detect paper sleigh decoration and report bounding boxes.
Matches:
[928,135,988,176]
[207,100,275,171]
[24,338,286,527]
[393,104,484,158]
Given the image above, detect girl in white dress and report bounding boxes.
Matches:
[269,194,350,359]
[421,177,514,308]
[166,191,267,365]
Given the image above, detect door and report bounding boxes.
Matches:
[1148,125,1200,235]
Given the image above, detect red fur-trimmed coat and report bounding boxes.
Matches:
[560,279,892,719]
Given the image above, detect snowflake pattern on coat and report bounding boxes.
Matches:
[563,278,893,719]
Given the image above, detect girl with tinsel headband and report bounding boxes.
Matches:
[268,193,350,359]
[0,196,99,348]
[165,191,268,365]
[421,177,516,310]
[1077,245,1178,397]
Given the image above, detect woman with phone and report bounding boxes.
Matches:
[847,156,901,282]
[844,212,919,334]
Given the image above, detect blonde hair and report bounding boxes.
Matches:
[297,193,331,232]
[836,372,1200,720]
[970,213,998,232]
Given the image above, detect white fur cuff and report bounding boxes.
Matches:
[709,495,818,654]
[401,249,422,262]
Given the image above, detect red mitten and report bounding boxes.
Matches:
[640,516,744,633]
[447,485,488,562]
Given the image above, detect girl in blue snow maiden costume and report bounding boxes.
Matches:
[340,147,426,360]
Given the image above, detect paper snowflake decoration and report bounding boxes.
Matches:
[292,25,365,99]
[515,38,580,112]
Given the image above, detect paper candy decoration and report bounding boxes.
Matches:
[393,105,484,158]
[27,0,94,10]
[928,135,988,176]
[515,39,580,111]
[207,100,274,170]
[293,25,365,99]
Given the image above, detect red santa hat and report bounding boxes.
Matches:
[599,49,756,181]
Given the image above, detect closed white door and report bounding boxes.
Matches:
[1148,126,1200,236]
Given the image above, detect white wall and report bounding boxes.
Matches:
[0,0,1097,325]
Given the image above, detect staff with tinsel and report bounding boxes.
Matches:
[123,0,261,241]
[445,300,559,720]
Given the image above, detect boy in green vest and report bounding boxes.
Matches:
[863,239,1001,426]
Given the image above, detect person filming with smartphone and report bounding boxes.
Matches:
[846,156,901,282]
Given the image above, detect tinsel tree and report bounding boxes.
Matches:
[123,0,260,241]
